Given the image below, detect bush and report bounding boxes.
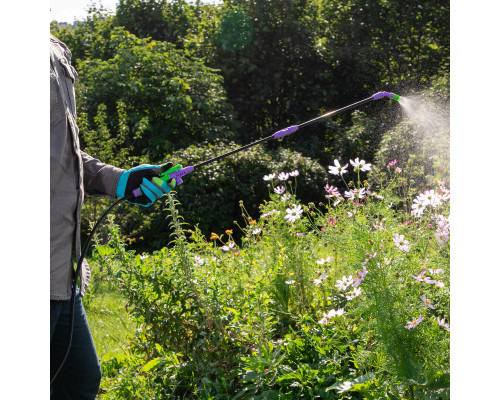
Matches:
[118,140,327,252]
[92,157,450,399]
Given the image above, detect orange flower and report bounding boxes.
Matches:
[249,220,257,225]
[225,229,233,234]
[210,233,219,240]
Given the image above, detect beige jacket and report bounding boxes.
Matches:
[50,35,124,300]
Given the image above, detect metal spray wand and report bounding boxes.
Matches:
[160,91,400,186]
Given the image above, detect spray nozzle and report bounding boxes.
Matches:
[372,91,400,101]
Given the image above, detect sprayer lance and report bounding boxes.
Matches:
[166,92,399,184]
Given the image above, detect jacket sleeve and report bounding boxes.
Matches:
[80,151,125,198]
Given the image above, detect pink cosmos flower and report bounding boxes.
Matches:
[420,295,435,310]
[388,159,398,167]
[324,184,341,198]
[410,269,433,284]
[405,315,424,329]
[194,255,205,265]
[435,231,449,245]
[428,268,444,275]
[436,317,450,331]
[353,266,368,287]
[431,280,446,288]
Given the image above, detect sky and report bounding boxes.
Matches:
[50,0,119,22]
[50,0,222,23]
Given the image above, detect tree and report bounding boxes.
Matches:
[115,0,194,47]
[75,28,235,158]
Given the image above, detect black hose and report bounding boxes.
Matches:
[50,196,129,385]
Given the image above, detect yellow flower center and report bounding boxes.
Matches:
[426,299,430,304]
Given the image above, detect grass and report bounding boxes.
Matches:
[84,270,136,360]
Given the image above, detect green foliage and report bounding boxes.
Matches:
[75,27,235,157]
[91,159,449,399]
[202,0,335,150]
[115,0,193,47]
[119,140,327,252]
[50,4,118,65]
[313,0,450,92]
[50,0,450,251]
[51,4,450,398]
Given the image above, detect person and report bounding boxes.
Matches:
[50,34,176,399]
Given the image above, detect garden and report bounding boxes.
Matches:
[50,1,450,398]
[86,143,450,399]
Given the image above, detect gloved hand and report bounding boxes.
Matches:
[116,162,180,207]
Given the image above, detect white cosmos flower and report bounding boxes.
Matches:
[278,172,290,181]
[350,157,372,172]
[316,257,334,265]
[274,186,286,195]
[221,242,235,251]
[327,308,345,318]
[328,159,348,176]
[393,234,410,252]
[346,287,362,300]
[194,255,205,265]
[263,173,276,181]
[335,275,353,290]
[284,204,303,222]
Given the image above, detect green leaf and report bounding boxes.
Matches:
[398,355,424,381]
[96,245,114,256]
[326,372,375,393]
[141,357,163,372]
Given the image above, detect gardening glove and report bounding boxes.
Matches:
[116,162,182,207]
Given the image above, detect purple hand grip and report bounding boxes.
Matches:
[372,91,393,100]
[169,166,194,185]
[133,188,142,197]
[273,125,298,139]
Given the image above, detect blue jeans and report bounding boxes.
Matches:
[50,289,101,399]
